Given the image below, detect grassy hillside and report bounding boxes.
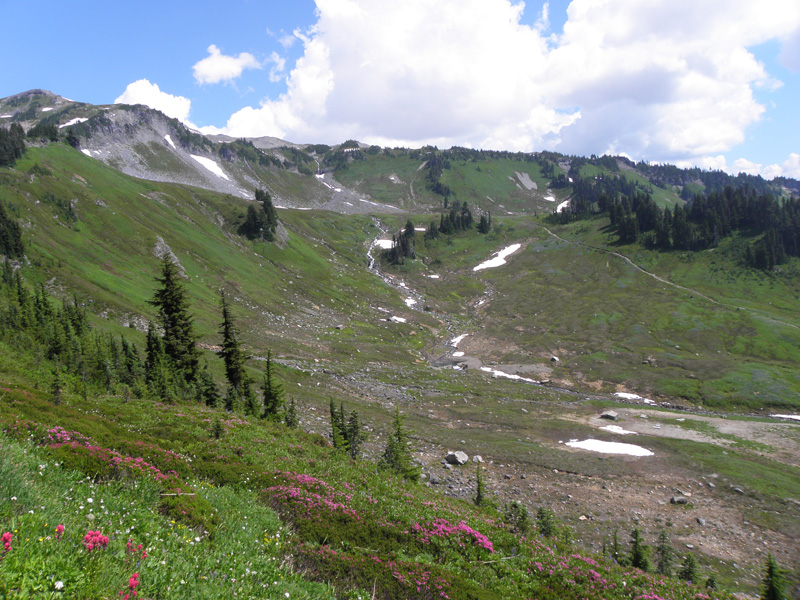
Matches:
[2,141,799,597]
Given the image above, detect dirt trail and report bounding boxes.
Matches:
[536,224,800,331]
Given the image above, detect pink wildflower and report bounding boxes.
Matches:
[83,530,109,552]
[55,524,64,539]
[2,532,11,553]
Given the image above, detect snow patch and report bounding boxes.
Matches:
[359,198,381,207]
[566,439,653,456]
[427,274,440,279]
[556,200,570,213]
[480,367,538,384]
[0,114,13,118]
[373,237,393,249]
[164,134,176,149]
[614,392,655,405]
[40,107,54,112]
[544,194,556,202]
[389,316,406,323]
[473,244,522,271]
[190,155,230,180]
[81,149,92,157]
[415,227,426,232]
[600,425,638,435]
[449,334,468,347]
[59,117,88,128]
[772,414,800,422]
[453,351,465,357]
[404,298,417,307]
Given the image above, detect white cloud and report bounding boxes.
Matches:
[192,44,261,85]
[204,0,800,166]
[779,27,800,72]
[268,51,286,83]
[114,79,192,123]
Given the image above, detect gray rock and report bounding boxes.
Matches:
[600,411,619,421]
[446,450,469,465]
[696,517,706,526]
[471,455,484,463]
[733,487,745,495]
[429,475,440,485]
[670,496,689,505]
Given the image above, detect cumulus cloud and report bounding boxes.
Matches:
[114,79,192,122]
[204,0,800,169]
[192,44,261,85]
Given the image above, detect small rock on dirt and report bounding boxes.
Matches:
[670,496,689,505]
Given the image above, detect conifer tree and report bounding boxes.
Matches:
[284,397,298,428]
[474,462,486,507]
[378,407,420,482]
[261,350,283,419]
[197,361,220,407]
[678,552,698,584]
[629,527,650,571]
[760,553,785,600]
[536,507,557,539]
[655,528,674,576]
[346,409,365,460]
[218,291,249,395]
[50,363,63,406]
[144,321,173,402]
[149,256,198,381]
[329,399,348,451]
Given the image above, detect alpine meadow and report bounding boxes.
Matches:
[1,84,799,600]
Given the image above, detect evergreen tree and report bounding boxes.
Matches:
[536,507,557,539]
[378,407,420,482]
[629,527,650,571]
[678,552,698,584]
[224,386,238,412]
[0,201,25,259]
[261,350,283,419]
[218,291,249,394]
[346,409,365,460]
[284,397,298,428]
[197,361,221,407]
[474,462,485,507]
[655,528,674,576]
[329,399,348,451]
[144,321,173,402]
[149,256,199,381]
[50,363,63,406]
[503,501,530,535]
[211,417,224,439]
[760,553,785,600]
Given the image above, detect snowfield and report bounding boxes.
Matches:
[773,414,800,422]
[164,134,176,149]
[566,439,653,456]
[448,334,468,347]
[59,117,88,128]
[473,244,522,271]
[480,367,538,384]
[190,155,229,180]
[374,239,394,249]
[556,200,570,213]
[600,425,638,435]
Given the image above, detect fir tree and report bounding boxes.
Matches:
[378,407,420,482]
[329,399,348,451]
[536,507,557,539]
[197,361,220,407]
[211,417,224,439]
[219,291,249,397]
[346,409,365,460]
[261,350,283,419]
[678,552,698,584]
[50,363,63,406]
[284,397,298,428]
[760,553,785,600]
[149,256,198,381]
[474,463,485,507]
[629,527,650,571]
[655,528,673,576]
[503,501,530,535]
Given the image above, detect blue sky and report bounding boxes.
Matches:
[2,0,799,179]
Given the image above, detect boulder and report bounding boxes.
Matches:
[471,455,484,463]
[600,410,619,421]
[670,496,689,505]
[446,450,469,465]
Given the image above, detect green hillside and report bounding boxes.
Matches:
[1,141,799,598]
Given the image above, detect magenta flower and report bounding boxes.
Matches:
[55,524,64,539]
[1,531,11,553]
[83,530,109,552]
